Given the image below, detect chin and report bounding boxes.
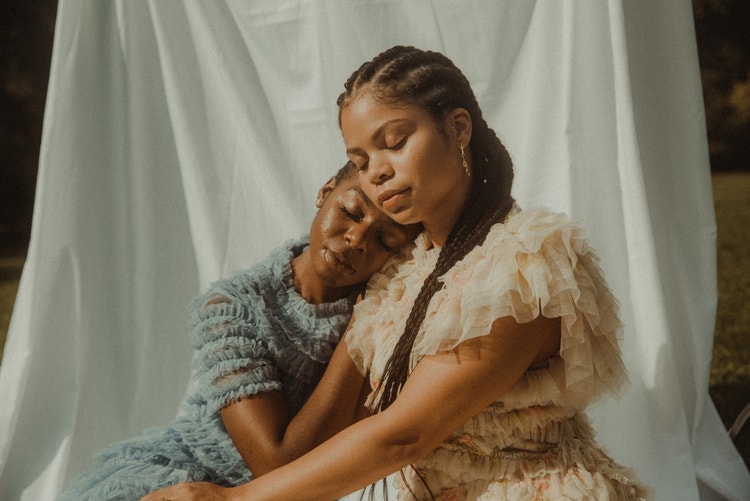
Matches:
[388,211,417,227]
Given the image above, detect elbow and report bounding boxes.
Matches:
[238,442,299,477]
[395,439,435,466]
[375,411,442,466]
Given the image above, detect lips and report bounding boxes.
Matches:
[324,248,355,273]
[378,188,408,210]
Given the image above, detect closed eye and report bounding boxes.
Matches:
[341,204,363,222]
[385,137,406,150]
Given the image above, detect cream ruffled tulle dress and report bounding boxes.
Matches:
[346,207,650,500]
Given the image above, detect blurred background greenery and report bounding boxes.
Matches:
[1,0,748,468]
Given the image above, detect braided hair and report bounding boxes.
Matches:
[337,46,516,415]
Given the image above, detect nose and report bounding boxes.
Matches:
[366,153,394,186]
[345,224,369,253]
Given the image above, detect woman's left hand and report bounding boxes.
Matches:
[140,482,235,501]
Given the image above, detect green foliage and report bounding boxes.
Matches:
[710,172,750,468]
[0,275,21,365]
[694,0,750,170]
[0,0,56,238]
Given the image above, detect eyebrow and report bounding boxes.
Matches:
[345,118,409,156]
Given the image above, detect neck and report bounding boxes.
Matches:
[424,187,471,248]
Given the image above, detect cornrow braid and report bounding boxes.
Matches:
[338,46,515,414]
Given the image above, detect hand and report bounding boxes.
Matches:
[140,482,236,501]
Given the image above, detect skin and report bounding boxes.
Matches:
[203,173,420,477]
[142,94,560,501]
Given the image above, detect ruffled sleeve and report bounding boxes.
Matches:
[348,207,628,407]
[189,285,282,416]
[418,207,628,404]
[186,239,354,417]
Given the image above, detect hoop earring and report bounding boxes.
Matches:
[460,145,470,177]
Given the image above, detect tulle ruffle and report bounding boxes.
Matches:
[188,238,354,415]
[398,413,648,500]
[349,207,627,409]
[56,417,253,501]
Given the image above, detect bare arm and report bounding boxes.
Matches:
[220,336,369,476]
[143,314,559,501]
[196,291,368,476]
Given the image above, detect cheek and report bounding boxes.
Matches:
[418,133,453,169]
[357,171,377,195]
[311,210,340,241]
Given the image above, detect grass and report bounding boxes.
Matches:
[0,244,25,365]
[709,172,750,468]
[0,174,748,468]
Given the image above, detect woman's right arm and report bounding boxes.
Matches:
[194,290,369,476]
[220,335,370,476]
[142,313,560,501]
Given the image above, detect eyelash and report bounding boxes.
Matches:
[341,205,362,222]
[352,137,406,170]
[385,137,406,150]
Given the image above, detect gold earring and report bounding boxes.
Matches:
[460,145,470,177]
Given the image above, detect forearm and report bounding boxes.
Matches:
[256,353,367,467]
[279,338,368,442]
[221,393,293,475]
[230,409,431,501]
[222,383,366,476]
[139,410,429,501]
[222,339,368,475]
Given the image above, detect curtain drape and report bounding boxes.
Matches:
[1,1,748,499]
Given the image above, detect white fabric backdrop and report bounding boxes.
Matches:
[1,1,748,499]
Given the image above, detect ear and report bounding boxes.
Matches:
[447,107,472,146]
[316,177,337,208]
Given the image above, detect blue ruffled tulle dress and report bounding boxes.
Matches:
[57,238,356,501]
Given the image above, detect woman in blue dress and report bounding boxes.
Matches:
[56,161,420,500]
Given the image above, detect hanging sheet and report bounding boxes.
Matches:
[0,1,748,499]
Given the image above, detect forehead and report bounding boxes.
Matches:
[341,93,427,133]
